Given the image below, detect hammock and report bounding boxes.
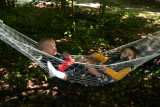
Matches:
[0,23,160,86]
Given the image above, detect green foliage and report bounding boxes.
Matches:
[0,2,159,64]
[0,3,156,53]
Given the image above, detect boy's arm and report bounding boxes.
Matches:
[58,56,75,72]
[104,67,131,81]
[93,53,111,63]
[62,52,70,59]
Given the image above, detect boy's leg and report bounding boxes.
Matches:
[76,56,97,64]
[86,65,101,77]
[47,61,67,80]
[86,65,108,81]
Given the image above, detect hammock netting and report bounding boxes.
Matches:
[0,23,160,86]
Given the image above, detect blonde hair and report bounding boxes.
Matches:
[38,38,55,51]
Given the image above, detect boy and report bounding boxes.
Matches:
[38,38,81,72]
[47,46,139,82]
[93,46,139,81]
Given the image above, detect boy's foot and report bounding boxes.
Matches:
[47,61,66,80]
[98,74,108,82]
[47,61,57,77]
[104,76,108,81]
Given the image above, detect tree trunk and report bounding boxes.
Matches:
[0,0,7,10]
[61,0,67,9]
[99,0,107,19]
[0,0,15,10]
[11,0,15,8]
[72,0,75,33]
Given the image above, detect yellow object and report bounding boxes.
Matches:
[104,67,131,81]
[94,53,111,63]
[94,52,131,81]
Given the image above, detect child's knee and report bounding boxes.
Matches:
[76,56,85,62]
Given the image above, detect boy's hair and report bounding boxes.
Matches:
[38,38,55,50]
[126,46,139,59]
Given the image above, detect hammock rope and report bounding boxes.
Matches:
[0,23,160,86]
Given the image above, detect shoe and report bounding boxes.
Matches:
[47,61,57,77]
[97,74,108,82]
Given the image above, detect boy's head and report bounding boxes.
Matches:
[38,38,57,56]
[120,46,139,60]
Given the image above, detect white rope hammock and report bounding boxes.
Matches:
[0,23,160,86]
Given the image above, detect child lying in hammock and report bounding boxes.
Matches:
[47,46,139,82]
[39,38,84,72]
[87,46,139,81]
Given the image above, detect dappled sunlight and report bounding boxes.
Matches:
[0,61,61,104]
[27,80,49,89]
[76,3,101,8]
[28,62,38,68]
[124,7,160,15]
[35,2,101,9]
[0,67,59,104]
[4,96,18,102]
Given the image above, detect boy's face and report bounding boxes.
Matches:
[47,41,57,56]
[120,48,136,60]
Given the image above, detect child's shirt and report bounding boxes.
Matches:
[93,53,132,81]
[41,54,65,70]
[41,53,86,72]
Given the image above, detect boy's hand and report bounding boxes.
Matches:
[99,65,107,71]
[62,52,70,58]
[89,53,95,58]
[0,19,3,23]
